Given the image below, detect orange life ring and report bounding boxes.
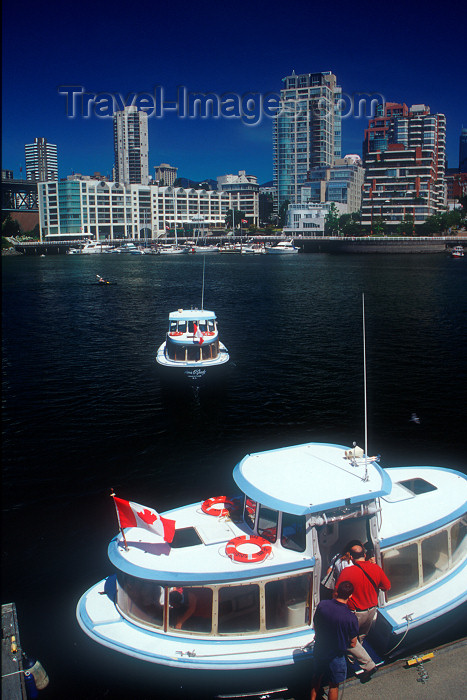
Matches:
[205,331,215,336]
[225,535,272,563]
[169,331,183,336]
[201,497,234,517]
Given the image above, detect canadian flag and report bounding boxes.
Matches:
[113,497,176,543]
[193,323,204,344]
[241,219,248,224]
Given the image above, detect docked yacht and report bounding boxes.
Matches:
[67,240,114,254]
[265,240,299,254]
[77,440,467,671]
[155,308,229,379]
[451,246,464,258]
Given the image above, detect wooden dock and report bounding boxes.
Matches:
[1,603,27,700]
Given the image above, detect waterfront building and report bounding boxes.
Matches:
[361,103,446,231]
[273,71,342,214]
[282,202,346,236]
[154,163,178,187]
[113,106,149,185]
[25,138,58,181]
[38,179,256,240]
[460,128,467,173]
[445,171,467,209]
[216,170,259,226]
[300,155,364,214]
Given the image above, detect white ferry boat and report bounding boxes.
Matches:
[265,240,299,255]
[155,308,229,380]
[76,441,467,671]
[451,246,464,258]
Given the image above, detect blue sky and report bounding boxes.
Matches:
[2,0,465,184]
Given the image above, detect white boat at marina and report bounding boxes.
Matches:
[67,240,114,255]
[189,244,220,254]
[157,243,190,255]
[108,242,142,254]
[76,440,467,671]
[155,308,229,379]
[265,239,299,254]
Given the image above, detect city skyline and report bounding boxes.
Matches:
[2,0,465,184]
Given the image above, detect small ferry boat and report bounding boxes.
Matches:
[265,240,299,255]
[451,246,464,257]
[157,243,190,255]
[76,440,467,671]
[156,308,229,379]
[108,242,141,254]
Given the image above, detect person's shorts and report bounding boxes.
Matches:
[314,653,347,685]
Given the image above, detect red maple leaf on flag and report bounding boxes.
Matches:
[137,508,158,525]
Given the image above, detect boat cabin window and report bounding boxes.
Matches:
[169,321,178,332]
[178,321,187,333]
[244,497,257,530]
[382,517,467,601]
[116,573,164,629]
[218,584,260,634]
[281,512,306,553]
[186,345,200,361]
[421,530,449,585]
[398,478,437,495]
[168,586,212,633]
[257,505,278,543]
[265,573,311,630]
[381,542,420,599]
[451,517,467,566]
[187,321,194,333]
[198,320,207,332]
[207,320,215,332]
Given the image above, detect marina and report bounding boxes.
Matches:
[2,252,466,699]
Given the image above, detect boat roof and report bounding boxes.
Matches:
[233,442,392,516]
[169,309,216,321]
[379,465,467,547]
[108,502,314,584]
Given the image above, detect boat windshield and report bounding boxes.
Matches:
[116,572,313,636]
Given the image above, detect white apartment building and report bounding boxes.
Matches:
[282,202,346,236]
[113,106,149,185]
[38,179,259,240]
[216,170,259,225]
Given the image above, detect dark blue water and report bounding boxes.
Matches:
[2,252,467,699]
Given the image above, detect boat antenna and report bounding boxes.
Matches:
[201,256,206,310]
[362,293,369,481]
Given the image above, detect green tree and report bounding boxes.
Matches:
[396,214,415,236]
[225,209,246,229]
[278,199,290,227]
[2,214,20,238]
[325,202,340,235]
[371,216,387,235]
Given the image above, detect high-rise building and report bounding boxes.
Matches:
[154,163,178,187]
[273,71,342,212]
[300,156,364,214]
[361,103,446,231]
[460,127,467,173]
[25,138,58,181]
[113,106,149,185]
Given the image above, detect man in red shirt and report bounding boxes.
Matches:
[335,543,391,680]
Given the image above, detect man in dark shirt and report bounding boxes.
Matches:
[310,581,358,700]
[336,543,391,678]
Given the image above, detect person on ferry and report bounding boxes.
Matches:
[169,588,212,631]
[336,543,391,682]
[321,540,361,596]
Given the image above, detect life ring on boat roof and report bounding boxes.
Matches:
[204,331,215,336]
[169,332,183,336]
[201,496,234,517]
[225,535,272,563]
